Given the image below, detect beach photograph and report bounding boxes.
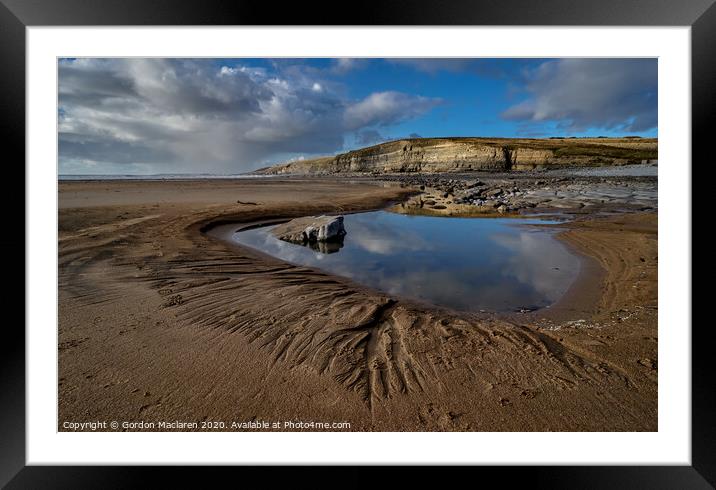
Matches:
[58,57,658,432]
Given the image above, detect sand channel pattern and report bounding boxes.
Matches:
[58,180,657,431]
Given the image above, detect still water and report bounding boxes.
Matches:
[230,211,580,313]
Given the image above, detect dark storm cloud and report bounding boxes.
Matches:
[59,134,176,165]
[58,59,440,173]
[501,59,657,132]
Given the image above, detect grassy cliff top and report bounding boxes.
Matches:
[345,136,657,155]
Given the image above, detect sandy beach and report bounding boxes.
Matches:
[58,177,657,431]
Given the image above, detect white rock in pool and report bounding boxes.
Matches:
[272,215,346,244]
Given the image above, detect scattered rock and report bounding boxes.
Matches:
[637,358,657,370]
[382,173,656,216]
[162,294,184,307]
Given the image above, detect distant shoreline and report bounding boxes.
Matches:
[59,161,658,183]
[58,174,269,181]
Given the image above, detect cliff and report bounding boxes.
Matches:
[255,137,658,175]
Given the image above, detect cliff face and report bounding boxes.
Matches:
[256,137,658,175]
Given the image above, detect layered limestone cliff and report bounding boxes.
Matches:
[256,137,658,175]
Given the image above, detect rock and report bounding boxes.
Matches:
[637,358,657,370]
[497,205,508,214]
[162,294,184,307]
[272,215,346,244]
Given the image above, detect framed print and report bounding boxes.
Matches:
[5,0,711,486]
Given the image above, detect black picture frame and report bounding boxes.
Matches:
[3,0,709,486]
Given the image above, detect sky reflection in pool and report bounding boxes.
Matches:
[231,211,580,313]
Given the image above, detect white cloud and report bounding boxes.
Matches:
[344,91,442,130]
[501,59,657,132]
[331,58,366,74]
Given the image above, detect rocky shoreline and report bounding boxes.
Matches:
[375,172,657,217]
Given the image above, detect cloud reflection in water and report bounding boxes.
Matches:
[232,212,579,312]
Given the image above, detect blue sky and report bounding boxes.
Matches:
[58,58,657,174]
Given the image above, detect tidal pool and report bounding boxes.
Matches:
[230,211,580,313]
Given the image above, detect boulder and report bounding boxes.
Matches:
[272,215,346,244]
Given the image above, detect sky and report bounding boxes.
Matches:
[58,58,658,175]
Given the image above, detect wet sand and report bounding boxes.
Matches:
[58,178,657,431]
